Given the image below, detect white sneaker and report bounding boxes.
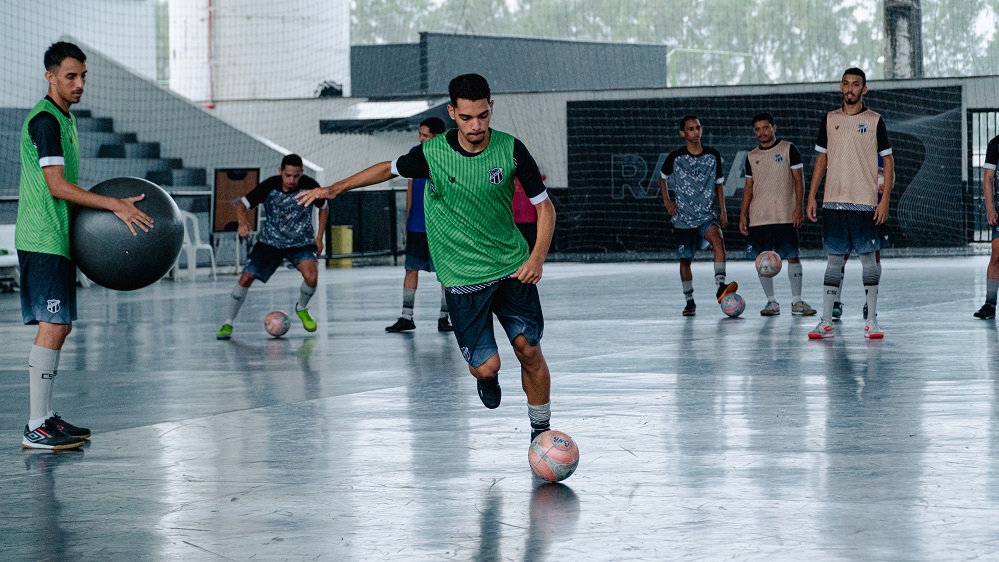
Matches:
[808,320,835,339]
[792,300,817,316]
[865,318,884,339]
[760,301,780,316]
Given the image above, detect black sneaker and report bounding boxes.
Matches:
[22,421,85,450]
[682,300,696,317]
[832,301,843,320]
[47,414,91,439]
[476,376,501,409]
[385,317,416,332]
[974,302,996,319]
[437,316,454,332]
[531,427,550,442]
[716,281,738,303]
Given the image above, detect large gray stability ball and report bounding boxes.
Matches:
[71,177,184,291]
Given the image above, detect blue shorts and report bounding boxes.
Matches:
[404,231,434,272]
[675,220,718,259]
[993,224,999,241]
[746,223,800,260]
[445,277,544,368]
[18,251,77,325]
[823,209,880,255]
[244,242,317,283]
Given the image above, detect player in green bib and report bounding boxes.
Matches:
[16,42,153,450]
[297,74,558,442]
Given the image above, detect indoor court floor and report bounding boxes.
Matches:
[1,256,999,560]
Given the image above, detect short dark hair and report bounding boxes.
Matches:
[448,74,491,106]
[44,42,86,72]
[752,112,775,126]
[420,117,446,135]
[843,67,867,86]
[678,115,700,130]
[281,154,304,169]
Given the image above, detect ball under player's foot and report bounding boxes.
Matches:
[808,320,835,339]
[216,323,234,340]
[385,317,416,333]
[22,420,84,450]
[682,300,696,317]
[476,375,501,409]
[864,318,884,339]
[531,426,549,442]
[46,413,90,440]
[760,301,780,316]
[295,306,317,332]
[716,281,738,303]
[974,302,996,319]
[832,302,843,320]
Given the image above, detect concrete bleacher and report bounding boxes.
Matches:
[0,106,210,201]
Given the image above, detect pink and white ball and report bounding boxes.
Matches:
[720,293,746,318]
[264,310,291,337]
[529,430,580,482]
[755,250,782,278]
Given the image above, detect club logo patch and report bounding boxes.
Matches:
[461,347,471,362]
[487,167,504,185]
[857,123,868,134]
[774,154,783,163]
[46,299,61,314]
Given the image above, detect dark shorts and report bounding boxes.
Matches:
[746,223,800,260]
[244,242,317,283]
[404,231,434,272]
[445,277,544,368]
[993,224,999,241]
[823,209,880,255]
[675,220,718,259]
[19,251,77,325]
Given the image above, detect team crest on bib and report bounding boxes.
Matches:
[487,167,504,185]
[774,153,783,163]
[857,123,868,134]
[47,299,61,314]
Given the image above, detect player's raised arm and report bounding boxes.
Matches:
[295,161,397,206]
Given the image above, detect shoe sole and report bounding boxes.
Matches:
[682,312,696,317]
[792,310,817,316]
[807,333,834,339]
[716,282,739,303]
[760,311,780,316]
[975,314,996,319]
[216,335,231,340]
[865,333,884,339]
[22,439,85,450]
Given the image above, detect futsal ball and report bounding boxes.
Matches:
[529,430,579,482]
[755,250,782,278]
[71,177,184,291]
[720,293,746,317]
[264,311,291,337]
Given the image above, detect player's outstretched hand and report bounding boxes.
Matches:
[513,257,544,284]
[295,186,333,207]
[114,194,153,236]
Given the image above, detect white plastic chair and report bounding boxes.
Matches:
[173,210,217,280]
[0,224,18,286]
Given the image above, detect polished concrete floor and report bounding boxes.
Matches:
[1,256,999,560]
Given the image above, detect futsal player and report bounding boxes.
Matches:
[738,112,816,316]
[384,117,454,333]
[659,115,737,316]
[17,42,153,449]
[216,154,329,339]
[833,155,888,320]
[974,133,999,319]
[806,68,894,339]
[296,74,556,441]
